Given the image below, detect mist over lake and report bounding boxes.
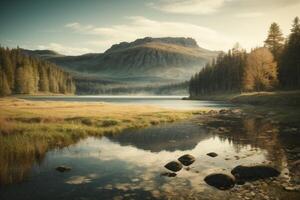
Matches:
[1,0,300,199]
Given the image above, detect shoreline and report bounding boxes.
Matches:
[0,98,195,158]
[187,90,300,107]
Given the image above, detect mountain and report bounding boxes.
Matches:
[21,37,221,94]
[20,49,64,59]
[47,37,220,82]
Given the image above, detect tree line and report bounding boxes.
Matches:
[76,79,188,95]
[189,17,300,97]
[0,47,75,96]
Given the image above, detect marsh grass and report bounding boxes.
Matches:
[0,98,196,184]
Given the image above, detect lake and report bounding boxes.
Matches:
[21,95,234,110]
[1,97,299,200]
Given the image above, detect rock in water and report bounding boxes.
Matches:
[207,152,218,157]
[164,161,183,172]
[231,165,280,181]
[160,172,177,177]
[204,173,235,190]
[56,165,72,172]
[178,154,195,166]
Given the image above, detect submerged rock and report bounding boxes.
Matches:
[219,109,228,114]
[56,165,72,172]
[161,172,177,177]
[204,173,235,190]
[164,161,183,172]
[178,154,195,166]
[231,165,280,181]
[207,152,218,157]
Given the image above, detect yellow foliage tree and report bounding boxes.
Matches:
[243,47,278,91]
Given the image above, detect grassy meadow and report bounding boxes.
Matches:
[189,90,300,107]
[0,98,196,156]
[0,98,198,184]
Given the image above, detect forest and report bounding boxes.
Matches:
[0,47,75,96]
[189,17,300,97]
[76,79,188,95]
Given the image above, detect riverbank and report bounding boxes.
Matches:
[0,98,194,159]
[188,90,300,107]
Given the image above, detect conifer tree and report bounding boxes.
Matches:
[0,46,76,96]
[279,17,300,88]
[264,22,284,60]
[0,66,11,96]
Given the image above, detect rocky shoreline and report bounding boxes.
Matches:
[160,108,300,199]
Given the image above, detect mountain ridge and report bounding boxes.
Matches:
[44,37,220,81]
[20,37,221,94]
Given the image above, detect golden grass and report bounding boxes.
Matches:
[0,97,199,185]
[0,98,196,155]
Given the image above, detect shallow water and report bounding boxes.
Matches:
[1,115,297,200]
[21,95,234,110]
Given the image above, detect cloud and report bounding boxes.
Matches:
[37,43,91,55]
[234,12,264,18]
[65,16,233,51]
[148,0,230,15]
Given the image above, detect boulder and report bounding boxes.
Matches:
[204,173,235,190]
[178,154,195,166]
[164,161,183,172]
[231,165,280,181]
[56,165,72,172]
[207,152,218,157]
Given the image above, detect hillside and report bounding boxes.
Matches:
[47,37,220,82]
[20,37,220,94]
[20,49,64,59]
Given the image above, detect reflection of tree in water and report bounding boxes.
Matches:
[108,121,212,152]
[0,139,47,185]
[207,115,287,170]
[0,135,80,185]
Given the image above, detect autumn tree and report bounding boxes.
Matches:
[264,23,284,60]
[243,47,278,91]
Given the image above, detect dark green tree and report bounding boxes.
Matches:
[264,22,284,60]
[0,46,76,96]
[279,17,300,88]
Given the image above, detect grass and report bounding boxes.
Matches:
[231,90,300,106]
[0,97,199,185]
[189,90,300,107]
[0,98,196,157]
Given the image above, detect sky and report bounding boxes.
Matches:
[0,0,299,55]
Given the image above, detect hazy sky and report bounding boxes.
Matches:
[1,0,299,55]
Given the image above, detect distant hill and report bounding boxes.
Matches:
[22,37,221,94]
[20,49,64,59]
[45,37,220,81]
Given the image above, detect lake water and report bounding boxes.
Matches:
[1,97,299,200]
[21,95,234,110]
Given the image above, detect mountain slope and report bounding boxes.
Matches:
[21,49,64,59]
[47,37,220,82]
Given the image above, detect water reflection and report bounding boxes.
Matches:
[0,115,297,200]
[108,121,211,152]
[22,96,234,110]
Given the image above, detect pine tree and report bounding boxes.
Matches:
[0,65,11,96]
[0,46,76,96]
[279,17,300,88]
[264,22,284,60]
